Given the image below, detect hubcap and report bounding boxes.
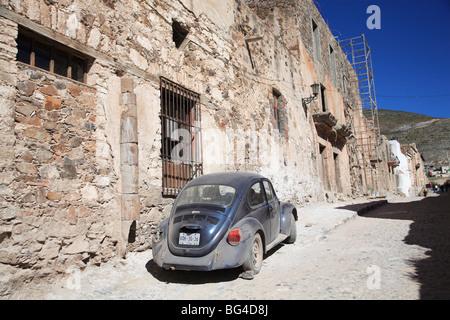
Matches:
[252,237,262,268]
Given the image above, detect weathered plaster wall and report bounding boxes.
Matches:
[0,0,368,293]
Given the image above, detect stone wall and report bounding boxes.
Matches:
[0,0,371,293]
[401,143,427,195]
[0,16,19,283]
[247,0,366,198]
[0,22,122,295]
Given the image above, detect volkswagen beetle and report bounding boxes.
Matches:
[152,172,298,278]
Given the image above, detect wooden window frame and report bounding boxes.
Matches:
[16,27,91,84]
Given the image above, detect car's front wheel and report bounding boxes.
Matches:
[242,233,263,275]
[284,213,297,244]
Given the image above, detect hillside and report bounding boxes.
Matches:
[377,109,450,168]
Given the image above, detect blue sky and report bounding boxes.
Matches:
[316,0,450,118]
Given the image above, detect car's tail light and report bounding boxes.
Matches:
[227,229,242,246]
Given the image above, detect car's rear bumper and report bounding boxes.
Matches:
[155,245,218,271]
[152,235,249,271]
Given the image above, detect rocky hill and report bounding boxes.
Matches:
[377,109,450,168]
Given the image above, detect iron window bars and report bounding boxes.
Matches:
[160,77,202,196]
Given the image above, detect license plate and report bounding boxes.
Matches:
[179,232,200,245]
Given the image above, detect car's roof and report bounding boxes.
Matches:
[186,172,265,190]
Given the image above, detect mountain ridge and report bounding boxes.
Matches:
[377,109,449,168]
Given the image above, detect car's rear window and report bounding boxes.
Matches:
[176,184,236,207]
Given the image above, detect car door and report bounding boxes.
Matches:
[247,181,271,242]
[263,180,280,242]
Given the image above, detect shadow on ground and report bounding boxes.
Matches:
[145,243,285,285]
[145,259,242,284]
[341,193,450,299]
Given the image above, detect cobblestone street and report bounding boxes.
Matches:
[10,193,449,300]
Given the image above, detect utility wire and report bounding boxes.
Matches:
[377,94,450,99]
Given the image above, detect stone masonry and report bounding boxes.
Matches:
[0,0,395,294]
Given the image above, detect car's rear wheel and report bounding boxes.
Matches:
[242,233,263,275]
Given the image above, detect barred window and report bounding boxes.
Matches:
[160,77,202,196]
[269,88,288,138]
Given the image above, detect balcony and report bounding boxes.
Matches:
[387,155,400,167]
[313,112,352,148]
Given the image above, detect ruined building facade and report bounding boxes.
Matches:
[0,0,392,290]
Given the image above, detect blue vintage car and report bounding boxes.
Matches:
[152,172,298,278]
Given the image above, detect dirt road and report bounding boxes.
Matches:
[9,193,449,300]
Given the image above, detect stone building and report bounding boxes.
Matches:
[381,135,399,194]
[401,143,427,195]
[0,0,383,291]
[388,140,427,197]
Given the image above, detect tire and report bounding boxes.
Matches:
[242,233,263,275]
[284,213,297,244]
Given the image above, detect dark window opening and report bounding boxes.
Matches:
[54,49,68,77]
[128,221,136,243]
[272,88,282,130]
[312,19,320,62]
[16,27,91,83]
[172,20,189,49]
[269,88,288,137]
[334,152,342,193]
[329,45,336,82]
[34,41,51,71]
[71,56,85,82]
[16,34,31,64]
[320,84,327,112]
[160,77,202,197]
[319,144,326,155]
[319,144,330,190]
